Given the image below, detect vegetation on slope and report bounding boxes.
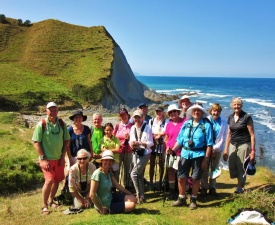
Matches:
[0,16,116,111]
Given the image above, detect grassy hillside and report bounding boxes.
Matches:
[0,17,116,111]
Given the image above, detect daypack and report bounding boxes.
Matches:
[41,118,65,134]
[54,174,73,206]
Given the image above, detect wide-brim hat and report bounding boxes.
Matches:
[178,95,190,105]
[167,104,181,114]
[243,156,256,176]
[186,104,208,118]
[69,110,87,121]
[95,150,118,163]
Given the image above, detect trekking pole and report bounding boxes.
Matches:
[154,150,158,193]
[163,153,170,207]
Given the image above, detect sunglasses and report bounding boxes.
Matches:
[77,157,88,161]
[51,124,60,134]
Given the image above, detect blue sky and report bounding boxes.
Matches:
[1,0,275,77]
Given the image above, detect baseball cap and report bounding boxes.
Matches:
[46,102,58,109]
[119,108,128,115]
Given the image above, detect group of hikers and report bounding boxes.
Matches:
[32,95,256,215]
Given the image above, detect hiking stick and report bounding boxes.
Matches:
[163,153,170,207]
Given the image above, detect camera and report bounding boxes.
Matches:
[188,140,194,147]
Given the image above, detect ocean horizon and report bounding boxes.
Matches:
[136,75,275,173]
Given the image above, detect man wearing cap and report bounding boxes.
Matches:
[178,95,192,118]
[32,102,70,215]
[138,103,152,124]
[169,104,213,209]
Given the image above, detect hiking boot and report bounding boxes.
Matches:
[234,187,245,194]
[199,188,208,197]
[166,189,177,201]
[137,196,146,204]
[172,197,186,207]
[209,188,218,196]
[189,197,197,210]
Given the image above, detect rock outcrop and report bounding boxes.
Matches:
[101,46,150,109]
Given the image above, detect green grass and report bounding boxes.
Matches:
[0,18,115,111]
[0,111,274,224]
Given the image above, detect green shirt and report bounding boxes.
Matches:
[100,135,120,162]
[32,117,70,160]
[91,126,104,154]
[91,169,113,209]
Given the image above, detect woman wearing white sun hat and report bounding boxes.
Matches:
[169,104,213,210]
[164,104,186,200]
[89,150,137,214]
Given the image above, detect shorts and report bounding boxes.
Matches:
[40,159,65,183]
[177,156,204,180]
[109,192,125,214]
[165,155,180,170]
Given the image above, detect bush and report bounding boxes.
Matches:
[0,157,43,194]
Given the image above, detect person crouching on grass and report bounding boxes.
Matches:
[89,150,137,214]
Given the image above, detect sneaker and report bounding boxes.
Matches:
[209,188,218,196]
[199,188,208,197]
[166,189,177,201]
[234,187,245,194]
[189,197,197,210]
[172,197,186,207]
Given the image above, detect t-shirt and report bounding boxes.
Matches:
[100,135,120,170]
[114,122,133,153]
[165,118,185,156]
[32,117,70,160]
[91,169,113,209]
[228,110,253,145]
[91,126,104,154]
[68,125,91,157]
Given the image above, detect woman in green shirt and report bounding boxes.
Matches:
[89,150,137,214]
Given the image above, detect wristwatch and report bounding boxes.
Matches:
[39,155,46,160]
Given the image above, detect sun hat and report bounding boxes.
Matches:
[186,104,209,118]
[243,156,256,176]
[96,150,117,163]
[167,104,181,114]
[119,108,128,115]
[69,110,87,121]
[132,109,143,117]
[178,95,190,105]
[155,106,164,111]
[46,102,58,109]
[138,103,148,108]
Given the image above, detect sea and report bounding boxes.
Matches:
[136,75,275,173]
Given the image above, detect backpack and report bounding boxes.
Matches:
[41,118,65,135]
[185,117,215,150]
[53,175,73,206]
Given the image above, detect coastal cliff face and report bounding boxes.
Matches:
[102,46,150,109]
[0,18,160,112]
